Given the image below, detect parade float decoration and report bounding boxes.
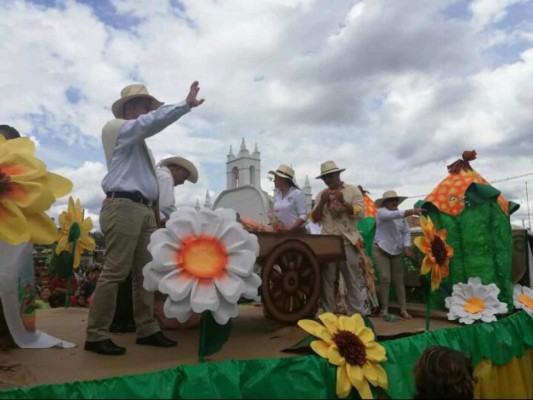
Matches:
[414,215,454,329]
[143,206,261,358]
[513,284,533,318]
[445,277,508,324]
[0,135,74,348]
[298,313,388,399]
[55,197,95,307]
[356,186,377,256]
[414,150,519,310]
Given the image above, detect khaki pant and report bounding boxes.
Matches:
[86,198,160,342]
[372,243,407,313]
[321,243,367,315]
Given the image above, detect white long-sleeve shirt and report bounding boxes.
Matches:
[273,187,308,229]
[374,208,411,256]
[157,166,176,219]
[101,102,190,200]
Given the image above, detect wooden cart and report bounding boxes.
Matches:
[254,232,345,323]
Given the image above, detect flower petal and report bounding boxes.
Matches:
[158,269,196,301]
[240,273,261,299]
[190,279,220,313]
[309,340,330,359]
[319,313,339,335]
[336,365,352,399]
[26,212,59,245]
[214,272,245,303]
[212,296,238,325]
[297,319,334,344]
[226,249,256,277]
[327,345,346,366]
[365,342,386,363]
[163,295,192,323]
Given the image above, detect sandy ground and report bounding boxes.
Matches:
[0,304,457,390]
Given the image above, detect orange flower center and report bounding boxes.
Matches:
[332,330,367,366]
[0,170,12,195]
[178,235,228,279]
[518,294,533,310]
[464,297,485,314]
[430,235,448,266]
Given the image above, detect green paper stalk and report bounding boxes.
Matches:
[64,222,81,309]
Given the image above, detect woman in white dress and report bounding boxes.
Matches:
[269,164,308,233]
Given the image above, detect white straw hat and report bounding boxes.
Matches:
[111,84,164,119]
[374,190,407,207]
[159,156,198,183]
[315,160,346,179]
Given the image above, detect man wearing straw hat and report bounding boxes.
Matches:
[85,82,204,356]
[311,160,368,315]
[157,156,199,224]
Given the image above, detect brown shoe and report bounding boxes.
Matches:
[136,331,177,348]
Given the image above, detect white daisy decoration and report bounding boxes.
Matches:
[513,284,533,317]
[444,277,508,325]
[143,206,261,325]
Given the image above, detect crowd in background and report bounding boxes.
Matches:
[33,261,102,309]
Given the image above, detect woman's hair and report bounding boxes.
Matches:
[413,346,474,400]
[0,125,21,139]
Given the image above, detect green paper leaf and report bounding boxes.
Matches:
[198,311,233,360]
[56,251,74,279]
[68,222,81,243]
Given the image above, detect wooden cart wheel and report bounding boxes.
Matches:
[261,240,321,323]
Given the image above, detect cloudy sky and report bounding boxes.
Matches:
[2,0,532,230]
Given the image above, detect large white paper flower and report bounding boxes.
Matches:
[143,206,261,325]
[513,284,533,317]
[444,277,508,325]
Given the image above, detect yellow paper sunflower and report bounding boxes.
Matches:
[56,197,95,268]
[298,313,388,399]
[0,136,72,245]
[414,215,454,291]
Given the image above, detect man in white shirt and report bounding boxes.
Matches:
[85,82,204,356]
[157,156,198,224]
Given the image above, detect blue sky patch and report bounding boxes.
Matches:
[65,86,84,104]
[75,0,142,31]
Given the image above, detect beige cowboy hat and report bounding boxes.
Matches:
[159,156,198,183]
[111,84,164,119]
[315,160,346,179]
[374,190,407,207]
[268,164,298,186]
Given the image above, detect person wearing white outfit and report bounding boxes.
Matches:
[85,82,204,355]
[373,190,423,322]
[269,164,308,233]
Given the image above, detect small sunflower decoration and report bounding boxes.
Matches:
[513,284,533,318]
[445,277,508,324]
[298,313,388,399]
[414,215,454,290]
[56,197,95,268]
[0,136,72,245]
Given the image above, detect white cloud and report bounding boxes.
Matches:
[1,0,532,230]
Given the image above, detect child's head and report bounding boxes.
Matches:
[39,287,51,301]
[413,346,474,399]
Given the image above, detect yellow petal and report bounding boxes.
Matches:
[297,319,333,344]
[349,314,366,335]
[365,342,387,363]
[56,236,69,254]
[436,228,448,241]
[336,365,352,399]
[327,345,346,366]
[375,363,388,389]
[26,212,60,245]
[319,312,339,335]
[358,326,375,344]
[347,364,373,399]
[338,315,356,333]
[0,202,30,245]
[362,361,379,386]
[310,340,330,359]
[420,256,434,275]
[46,173,72,198]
